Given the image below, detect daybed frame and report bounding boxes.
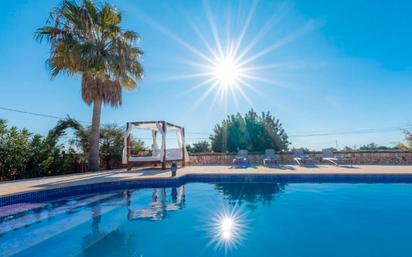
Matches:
[123,121,186,170]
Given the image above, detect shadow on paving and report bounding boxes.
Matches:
[32,168,171,190]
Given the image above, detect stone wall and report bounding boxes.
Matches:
[188,151,412,165]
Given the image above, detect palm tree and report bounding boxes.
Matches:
[35,0,144,171]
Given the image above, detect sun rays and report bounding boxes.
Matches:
[206,205,249,252]
[128,0,322,113]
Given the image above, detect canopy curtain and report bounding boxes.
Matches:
[175,128,189,160]
[156,122,166,160]
[122,122,165,164]
[122,123,134,164]
[151,130,159,155]
[122,121,188,164]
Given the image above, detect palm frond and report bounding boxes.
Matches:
[37,0,144,106]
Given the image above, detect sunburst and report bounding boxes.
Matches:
[205,206,249,252]
[212,55,242,88]
[128,0,321,112]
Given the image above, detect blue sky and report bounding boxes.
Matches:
[0,0,411,149]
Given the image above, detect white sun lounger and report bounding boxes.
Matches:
[322,148,351,166]
[263,149,279,166]
[232,150,250,167]
[293,148,312,166]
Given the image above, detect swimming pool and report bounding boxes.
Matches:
[1,182,412,257]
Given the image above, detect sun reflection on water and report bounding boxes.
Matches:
[207,207,248,252]
[220,216,235,240]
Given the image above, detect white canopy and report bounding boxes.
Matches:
[122,121,189,164]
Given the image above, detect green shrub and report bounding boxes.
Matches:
[210,109,289,153]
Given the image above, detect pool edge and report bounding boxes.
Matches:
[2,173,412,207]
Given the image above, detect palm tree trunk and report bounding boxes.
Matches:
[88,98,102,171]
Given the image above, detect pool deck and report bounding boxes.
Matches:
[1,164,412,197]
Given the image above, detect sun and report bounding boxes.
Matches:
[134,0,320,112]
[212,56,242,88]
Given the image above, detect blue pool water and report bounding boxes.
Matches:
[1,182,412,257]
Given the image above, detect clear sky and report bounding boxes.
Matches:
[0,0,411,149]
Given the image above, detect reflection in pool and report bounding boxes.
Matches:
[215,182,286,208]
[125,187,185,221]
[208,206,248,252]
[1,182,412,257]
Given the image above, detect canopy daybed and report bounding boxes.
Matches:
[122,121,188,170]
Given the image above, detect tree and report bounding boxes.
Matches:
[131,139,147,154]
[214,182,286,209]
[210,109,289,153]
[0,118,85,180]
[99,123,145,169]
[35,0,144,171]
[396,130,412,150]
[359,143,395,151]
[99,124,123,170]
[342,146,354,152]
[66,121,146,169]
[0,120,32,179]
[186,140,211,153]
[0,117,149,180]
[41,118,87,175]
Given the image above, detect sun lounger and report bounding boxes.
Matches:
[293,148,312,166]
[263,149,279,166]
[322,148,351,166]
[232,149,250,168]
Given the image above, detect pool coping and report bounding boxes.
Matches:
[2,172,412,207]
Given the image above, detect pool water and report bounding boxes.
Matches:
[1,182,412,257]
